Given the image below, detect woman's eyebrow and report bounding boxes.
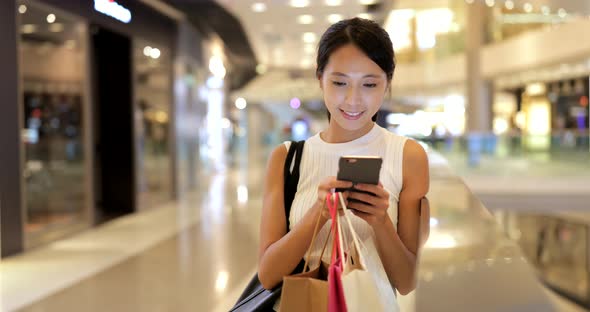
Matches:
[330,72,382,78]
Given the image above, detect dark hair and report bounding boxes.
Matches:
[316,18,396,122]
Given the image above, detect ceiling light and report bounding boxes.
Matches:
[304,44,315,54]
[504,0,514,10]
[235,98,247,110]
[251,3,267,13]
[359,0,378,4]
[358,13,372,20]
[523,3,533,13]
[485,0,495,7]
[558,8,567,18]
[18,4,27,14]
[302,32,316,43]
[325,0,342,6]
[290,0,309,8]
[297,14,314,24]
[220,118,231,129]
[46,14,56,23]
[465,0,474,4]
[143,46,152,57]
[327,14,343,24]
[150,48,161,59]
[21,24,37,34]
[49,23,64,32]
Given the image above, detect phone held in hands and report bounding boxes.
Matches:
[336,156,382,204]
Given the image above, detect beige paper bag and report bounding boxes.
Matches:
[280,196,334,312]
[279,261,329,312]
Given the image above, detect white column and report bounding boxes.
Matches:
[465,2,493,166]
[466,2,493,134]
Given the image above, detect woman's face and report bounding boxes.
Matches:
[320,43,388,132]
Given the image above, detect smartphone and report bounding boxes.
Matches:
[336,156,382,202]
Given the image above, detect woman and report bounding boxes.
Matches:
[258,18,430,309]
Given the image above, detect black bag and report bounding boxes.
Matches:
[230,141,306,312]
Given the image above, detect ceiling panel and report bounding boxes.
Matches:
[216,0,393,70]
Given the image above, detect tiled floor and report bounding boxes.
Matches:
[17,221,259,312]
[2,167,263,312]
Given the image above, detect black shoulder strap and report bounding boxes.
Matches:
[283,140,305,232]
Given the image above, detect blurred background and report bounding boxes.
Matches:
[0,0,589,311]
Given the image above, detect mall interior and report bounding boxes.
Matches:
[0,0,589,311]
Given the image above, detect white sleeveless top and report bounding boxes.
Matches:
[283,124,407,311]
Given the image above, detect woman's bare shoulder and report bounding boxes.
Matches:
[402,139,429,194]
[268,143,289,165]
[264,143,290,182]
[403,139,427,164]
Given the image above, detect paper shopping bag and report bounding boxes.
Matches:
[280,194,335,312]
[341,243,390,311]
[279,260,330,312]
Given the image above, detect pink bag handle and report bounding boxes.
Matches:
[327,193,348,312]
[326,193,345,265]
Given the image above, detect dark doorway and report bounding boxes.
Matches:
[91,25,135,224]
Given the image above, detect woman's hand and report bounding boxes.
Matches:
[314,177,352,222]
[346,182,390,228]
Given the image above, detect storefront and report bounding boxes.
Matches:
[1,0,177,256]
[495,76,590,152]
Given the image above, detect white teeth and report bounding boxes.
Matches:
[344,111,362,116]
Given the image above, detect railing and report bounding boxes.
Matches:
[413,151,555,311]
[422,131,590,156]
[418,132,590,173]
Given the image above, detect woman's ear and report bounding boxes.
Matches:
[319,76,324,90]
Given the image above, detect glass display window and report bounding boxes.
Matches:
[18,1,91,242]
[134,39,173,209]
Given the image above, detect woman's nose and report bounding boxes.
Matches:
[345,86,361,106]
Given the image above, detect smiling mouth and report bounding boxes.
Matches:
[340,109,364,120]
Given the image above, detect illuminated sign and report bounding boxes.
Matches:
[94,0,132,24]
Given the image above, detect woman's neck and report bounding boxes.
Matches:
[320,121,375,143]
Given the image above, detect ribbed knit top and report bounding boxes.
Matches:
[283,124,407,311]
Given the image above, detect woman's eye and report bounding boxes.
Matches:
[364,83,377,88]
[332,81,346,86]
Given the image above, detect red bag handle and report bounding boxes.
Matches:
[326,193,342,265]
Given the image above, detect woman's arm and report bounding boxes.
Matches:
[258,145,352,290]
[347,139,429,295]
